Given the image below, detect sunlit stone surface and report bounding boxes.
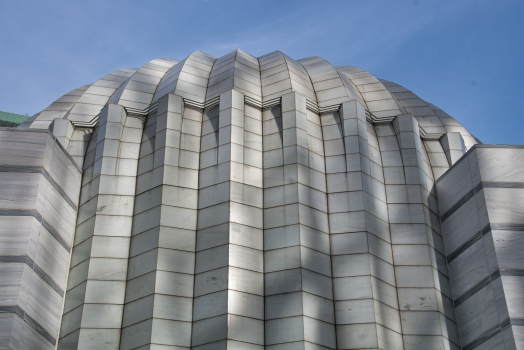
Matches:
[0,50,522,350]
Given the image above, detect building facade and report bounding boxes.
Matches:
[0,50,522,350]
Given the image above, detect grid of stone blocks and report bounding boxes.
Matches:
[437,146,524,350]
[1,49,522,350]
[0,129,81,349]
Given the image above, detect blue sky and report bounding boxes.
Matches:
[1,0,523,144]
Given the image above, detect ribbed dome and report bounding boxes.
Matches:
[24,49,478,150]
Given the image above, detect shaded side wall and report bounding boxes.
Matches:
[0,128,82,349]
[436,145,524,349]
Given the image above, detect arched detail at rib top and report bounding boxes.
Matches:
[297,56,366,109]
[28,84,92,129]
[29,68,140,129]
[205,49,261,101]
[107,58,179,112]
[65,68,138,123]
[337,65,405,119]
[258,51,317,104]
[380,78,479,149]
[152,52,216,104]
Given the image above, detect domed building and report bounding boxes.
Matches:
[1,50,522,350]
